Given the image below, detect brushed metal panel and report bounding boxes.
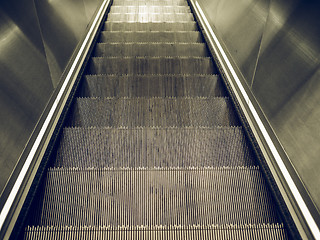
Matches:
[271,68,320,211]
[196,0,269,85]
[83,0,102,20]
[0,0,53,194]
[194,0,320,226]
[253,0,320,211]
[253,0,320,116]
[216,0,269,86]
[34,0,89,87]
[0,0,102,203]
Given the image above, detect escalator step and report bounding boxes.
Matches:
[70,97,239,127]
[88,57,217,75]
[107,13,194,22]
[93,43,208,57]
[24,224,288,239]
[110,6,191,13]
[55,127,256,168]
[99,31,203,43]
[80,75,225,97]
[37,167,279,226]
[113,0,188,6]
[103,22,198,31]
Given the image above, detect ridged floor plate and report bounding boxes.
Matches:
[110,6,191,13]
[113,0,188,6]
[70,97,239,127]
[99,31,203,43]
[88,57,217,75]
[93,43,208,57]
[24,224,288,239]
[55,127,256,167]
[107,13,194,22]
[103,22,198,31]
[80,75,225,97]
[37,167,278,226]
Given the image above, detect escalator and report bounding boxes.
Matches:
[22,0,290,238]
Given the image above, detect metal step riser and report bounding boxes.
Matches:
[56,127,256,168]
[88,58,217,75]
[99,31,203,43]
[24,224,288,240]
[38,168,279,226]
[107,13,194,22]
[103,22,198,31]
[80,75,225,97]
[70,98,239,127]
[110,6,191,13]
[112,1,188,7]
[93,43,209,57]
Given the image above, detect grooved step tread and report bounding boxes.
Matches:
[80,74,225,97]
[35,167,279,226]
[56,127,256,168]
[99,31,203,43]
[25,224,288,239]
[70,97,239,127]
[88,57,217,75]
[113,0,188,6]
[107,13,194,22]
[110,6,191,13]
[94,43,209,57]
[103,22,198,31]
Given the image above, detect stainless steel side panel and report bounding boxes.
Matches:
[195,0,320,235]
[253,0,320,214]
[0,0,108,237]
[196,0,270,86]
[0,0,53,194]
[0,0,102,206]
[34,0,91,87]
[83,0,103,20]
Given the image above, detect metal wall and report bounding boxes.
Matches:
[195,0,320,214]
[0,0,102,200]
